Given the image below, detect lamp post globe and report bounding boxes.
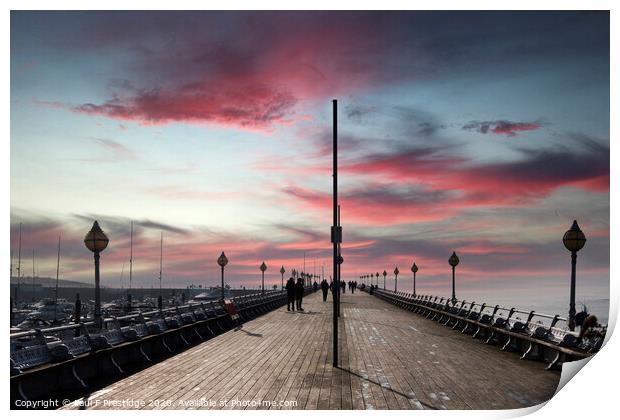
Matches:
[280,266,285,290]
[563,220,587,331]
[217,252,228,300]
[448,252,459,304]
[563,220,587,252]
[260,261,267,294]
[84,221,109,327]
[411,262,418,296]
[394,267,399,292]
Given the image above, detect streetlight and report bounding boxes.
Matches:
[375,272,379,287]
[394,267,399,292]
[563,220,587,331]
[448,252,460,305]
[84,221,109,327]
[280,266,285,290]
[260,262,267,294]
[411,263,418,296]
[382,270,387,289]
[217,252,228,300]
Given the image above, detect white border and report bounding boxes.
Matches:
[4,2,616,419]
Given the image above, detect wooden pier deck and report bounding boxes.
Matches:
[63,291,560,410]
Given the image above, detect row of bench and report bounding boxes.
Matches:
[368,289,601,370]
[11,289,312,405]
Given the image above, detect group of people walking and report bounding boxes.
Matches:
[286,277,361,308]
[285,277,306,311]
[315,278,359,302]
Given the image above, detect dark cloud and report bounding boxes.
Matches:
[16,11,608,129]
[73,85,297,129]
[341,134,609,206]
[71,213,190,236]
[462,120,542,136]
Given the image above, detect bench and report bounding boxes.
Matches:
[367,288,595,370]
[11,345,52,373]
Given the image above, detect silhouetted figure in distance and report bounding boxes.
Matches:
[295,277,305,311]
[285,277,295,311]
[321,279,329,302]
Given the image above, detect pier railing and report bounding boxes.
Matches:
[367,288,604,370]
[10,286,316,405]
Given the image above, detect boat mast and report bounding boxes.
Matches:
[159,232,163,301]
[54,235,61,322]
[32,249,35,301]
[119,262,125,291]
[129,221,133,292]
[16,222,22,302]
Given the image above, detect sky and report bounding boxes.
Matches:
[10,11,610,315]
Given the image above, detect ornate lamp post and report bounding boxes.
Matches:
[394,267,399,292]
[448,252,460,305]
[217,252,228,300]
[280,266,286,290]
[84,221,109,327]
[260,261,267,294]
[382,270,387,289]
[563,220,587,331]
[411,262,418,296]
[375,272,379,287]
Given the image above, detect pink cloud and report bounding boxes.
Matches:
[73,84,297,129]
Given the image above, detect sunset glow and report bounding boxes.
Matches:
[10,11,609,305]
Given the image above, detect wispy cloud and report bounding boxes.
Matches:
[73,85,297,129]
[462,120,542,136]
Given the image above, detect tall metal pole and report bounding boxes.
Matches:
[451,266,456,305]
[332,99,339,367]
[16,222,22,302]
[94,250,101,324]
[54,235,61,322]
[119,262,125,291]
[158,232,163,311]
[569,251,577,331]
[337,205,341,318]
[32,250,35,301]
[10,247,13,326]
[413,271,416,296]
[221,266,225,300]
[129,221,133,292]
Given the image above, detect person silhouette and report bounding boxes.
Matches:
[295,277,305,311]
[285,277,296,311]
[321,279,329,302]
